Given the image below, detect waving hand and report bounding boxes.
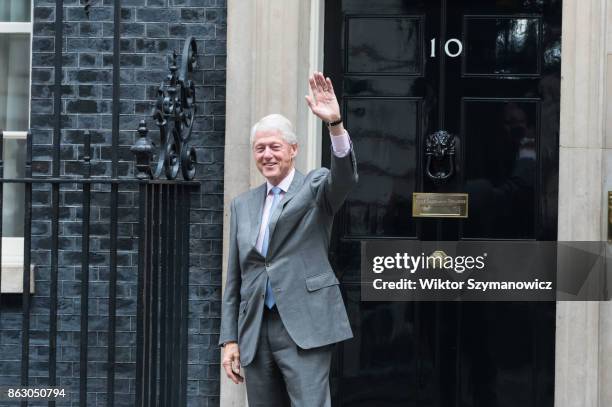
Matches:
[305,72,341,124]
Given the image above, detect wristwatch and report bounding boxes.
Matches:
[328,117,342,127]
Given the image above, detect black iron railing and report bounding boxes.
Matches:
[0,37,200,407]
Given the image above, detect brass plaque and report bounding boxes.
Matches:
[412,193,469,218]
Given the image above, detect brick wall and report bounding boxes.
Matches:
[0,0,226,405]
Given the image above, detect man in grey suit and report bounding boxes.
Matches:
[219,72,358,406]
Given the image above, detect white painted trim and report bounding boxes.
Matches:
[1,237,34,294]
[28,0,32,129]
[3,237,23,263]
[0,0,33,124]
[0,22,31,33]
[1,263,35,294]
[2,131,27,140]
[0,0,33,129]
[305,0,325,171]
[0,2,32,277]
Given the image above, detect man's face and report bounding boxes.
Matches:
[253,129,298,185]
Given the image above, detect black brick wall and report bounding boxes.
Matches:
[0,0,225,405]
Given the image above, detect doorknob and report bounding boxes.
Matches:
[428,250,448,269]
[425,130,456,181]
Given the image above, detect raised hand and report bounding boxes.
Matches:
[305,72,341,124]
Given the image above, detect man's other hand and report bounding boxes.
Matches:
[222,342,244,384]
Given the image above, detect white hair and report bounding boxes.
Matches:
[250,114,298,146]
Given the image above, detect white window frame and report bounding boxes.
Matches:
[0,2,34,294]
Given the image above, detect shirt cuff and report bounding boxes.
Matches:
[331,130,351,158]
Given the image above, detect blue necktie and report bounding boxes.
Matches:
[263,186,282,308]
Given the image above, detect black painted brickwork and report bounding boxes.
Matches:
[0,0,226,405]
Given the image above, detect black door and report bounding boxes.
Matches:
[324,1,561,406]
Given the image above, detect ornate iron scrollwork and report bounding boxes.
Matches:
[425,130,456,181]
[132,37,198,180]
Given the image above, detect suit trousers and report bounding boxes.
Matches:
[244,306,332,407]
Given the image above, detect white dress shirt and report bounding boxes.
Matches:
[255,131,351,254]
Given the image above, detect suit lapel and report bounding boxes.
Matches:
[267,170,305,249]
[248,183,267,248]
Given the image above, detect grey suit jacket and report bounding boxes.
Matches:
[219,148,358,366]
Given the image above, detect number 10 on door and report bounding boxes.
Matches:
[430,38,463,58]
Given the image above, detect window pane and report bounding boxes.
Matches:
[0,34,30,131]
[3,138,25,237]
[0,0,31,22]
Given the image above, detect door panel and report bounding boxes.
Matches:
[343,98,421,238]
[346,16,424,75]
[463,16,541,76]
[462,98,539,239]
[324,1,560,406]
